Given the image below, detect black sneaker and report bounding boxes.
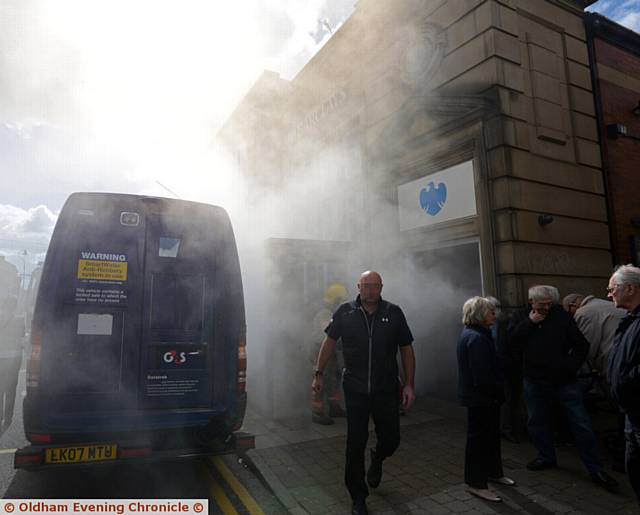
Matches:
[591,470,618,491]
[311,412,334,425]
[366,448,382,488]
[526,458,557,471]
[351,498,368,515]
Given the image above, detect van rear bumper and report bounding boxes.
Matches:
[14,431,255,471]
[24,395,238,440]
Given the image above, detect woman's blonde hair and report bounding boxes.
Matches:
[462,296,494,326]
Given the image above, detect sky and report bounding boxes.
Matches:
[0,0,639,281]
[0,0,356,278]
[587,0,640,32]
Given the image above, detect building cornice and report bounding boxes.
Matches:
[548,0,596,14]
[585,12,640,59]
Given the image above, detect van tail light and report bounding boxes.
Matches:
[26,329,42,392]
[27,433,52,444]
[237,332,247,394]
[14,448,43,469]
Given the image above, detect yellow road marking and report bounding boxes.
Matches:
[201,462,239,515]
[0,449,16,455]
[211,456,266,515]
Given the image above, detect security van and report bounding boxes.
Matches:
[15,193,251,469]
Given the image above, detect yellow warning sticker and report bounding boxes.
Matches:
[77,260,128,281]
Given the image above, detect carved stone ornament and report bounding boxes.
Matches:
[401,21,446,88]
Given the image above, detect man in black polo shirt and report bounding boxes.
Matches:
[312,270,416,515]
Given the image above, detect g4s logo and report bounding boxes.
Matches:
[163,350,187,365]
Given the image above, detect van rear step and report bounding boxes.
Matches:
[14,431,255,471]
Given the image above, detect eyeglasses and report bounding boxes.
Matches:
[606,284,621,294]
[360,283,382,289]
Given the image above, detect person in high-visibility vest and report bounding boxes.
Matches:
[310,283,348,425]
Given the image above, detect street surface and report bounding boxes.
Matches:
[3,368,640,514]
[243,396,639,514]
[0,370,286,514]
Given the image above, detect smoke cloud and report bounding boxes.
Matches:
[0,0,356,212]
[1,0,489,420]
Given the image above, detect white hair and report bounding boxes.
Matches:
[562,293,584,310]
[612,265,640,287]
[485,295,501,314]
[528,285,560,304]
[462,296,493,326]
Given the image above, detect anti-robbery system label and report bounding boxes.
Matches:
[77,252,128,281]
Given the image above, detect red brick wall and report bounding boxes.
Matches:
[595,39,640,265]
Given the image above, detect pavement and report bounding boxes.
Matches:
[241,396,639,514]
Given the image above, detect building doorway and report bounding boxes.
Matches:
[405,241,483,401]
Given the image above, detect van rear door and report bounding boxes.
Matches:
[44,203,144,421]
[140,212,214,409]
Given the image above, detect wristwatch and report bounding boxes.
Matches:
[313,369,324,378]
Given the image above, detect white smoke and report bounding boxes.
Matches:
[0,0,356,215]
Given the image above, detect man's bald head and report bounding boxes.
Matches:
[359,270,382,285]
[358,270,383,309]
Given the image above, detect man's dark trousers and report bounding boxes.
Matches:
[343,388,400,501]
[625,416,640,504]
[523,380,602,472]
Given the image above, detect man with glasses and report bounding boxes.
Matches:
[508,285,618,490]
[607,265,640,503]
[312,270,416,515]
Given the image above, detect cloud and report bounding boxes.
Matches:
[588,0,613,13]
[589,0,640,32]
[0,204,56,244]
[0,204,55,274]
[619,11,640,32]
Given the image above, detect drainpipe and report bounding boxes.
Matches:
[584,12,618,267]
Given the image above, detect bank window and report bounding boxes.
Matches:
[159,237,181,258]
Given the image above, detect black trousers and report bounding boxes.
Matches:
[625,416,640,505]
[501,371,526,440]
[343,388,400,501]
[465,406,504,489]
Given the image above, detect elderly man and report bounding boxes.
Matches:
[607,265,640,503]
[573,294,626,381]
[312,271,416,515]
[508,285,617,490]
[562,293,585,317]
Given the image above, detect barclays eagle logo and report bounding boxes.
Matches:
[419,182,447,216]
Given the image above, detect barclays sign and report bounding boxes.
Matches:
[420,182,447,216]
[398,161,477,231]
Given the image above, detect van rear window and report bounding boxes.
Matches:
[159,237,181,258]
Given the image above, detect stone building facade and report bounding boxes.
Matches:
[219,0,621,405]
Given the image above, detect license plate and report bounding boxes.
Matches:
[44,444,117,464]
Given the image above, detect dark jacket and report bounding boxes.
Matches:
[457,324,504,407]
[607,305,640,420]
[507,304,589,385]
[325,295,413,394]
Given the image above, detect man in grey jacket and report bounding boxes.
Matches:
[573,293,627,471]
[574,295,625,380]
